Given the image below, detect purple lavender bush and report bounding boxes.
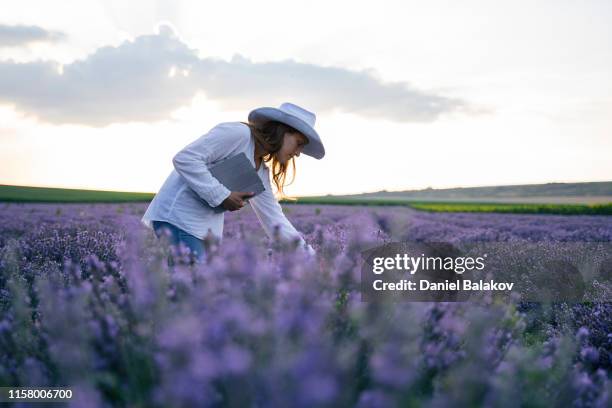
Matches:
[0,202,611,407]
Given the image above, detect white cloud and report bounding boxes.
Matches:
[0,24,470,127]
[0,23,67,47]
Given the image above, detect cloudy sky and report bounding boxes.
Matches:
[1,0,610,196]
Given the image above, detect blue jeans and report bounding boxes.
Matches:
[152,221,206,266]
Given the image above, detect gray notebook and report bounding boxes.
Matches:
[206,152,266,213]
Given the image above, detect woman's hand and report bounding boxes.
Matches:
[305,243,317,258]
[221,191,255,211]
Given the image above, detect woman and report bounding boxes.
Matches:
[141,102,324,266]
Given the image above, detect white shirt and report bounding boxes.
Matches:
[141,121,313,253]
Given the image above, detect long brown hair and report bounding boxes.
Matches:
[240,120,302,200]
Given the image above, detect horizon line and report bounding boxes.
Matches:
[2,179,611,197]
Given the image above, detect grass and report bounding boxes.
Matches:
[0,185,154,203]
[2,185,611,215]
[407,202,612,215]
[281,196,612,216]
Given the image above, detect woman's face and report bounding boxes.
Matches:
[277,132,308,164]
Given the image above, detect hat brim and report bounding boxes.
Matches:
[248,107,325,159]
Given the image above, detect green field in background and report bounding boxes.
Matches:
[406,202,612,215]
[282,196,612,215]
[0,185,154,203]
[2,185,611,215]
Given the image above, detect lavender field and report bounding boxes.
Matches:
[1,202,611,407]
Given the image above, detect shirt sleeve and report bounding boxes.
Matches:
[172,122,249,208]
[249,170,313,254]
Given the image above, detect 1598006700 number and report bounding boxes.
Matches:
[1,387,73,402]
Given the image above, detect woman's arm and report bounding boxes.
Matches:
[249,173,315,255]
[172,122,249,208]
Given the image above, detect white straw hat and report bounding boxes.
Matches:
[248,102,325,159]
